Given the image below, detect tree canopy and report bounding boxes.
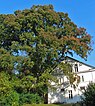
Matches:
[0,5,92,105]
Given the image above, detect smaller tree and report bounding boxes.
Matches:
[81,83,95,106]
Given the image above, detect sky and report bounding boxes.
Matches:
[0,0,95,66]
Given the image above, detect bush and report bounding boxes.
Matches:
[81,83,95,106]
[19,93,43,105]
[0,91,19,106]
[0,92,43,106]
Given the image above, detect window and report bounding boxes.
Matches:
[80,86,85,90]
[59,78,61,84]
[82,75,84,82]
[69,90,73,99]
[61,88,65,92]
[79,63,82,66]
[71,85,73,88]
[74,64,78,72]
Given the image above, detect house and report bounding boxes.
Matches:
[48,56,95,104]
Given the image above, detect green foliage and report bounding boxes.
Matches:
[0,91,19,106]
[0,72,20,106]
[19,93,43,105]
[0,72,13,95]
[81,83,95,106]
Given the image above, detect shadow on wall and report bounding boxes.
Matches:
[48,91,82,104]
[48,91,64,104]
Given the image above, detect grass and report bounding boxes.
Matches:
[23,104,58,106]
[23,104,75,106]
[23,104,61,106]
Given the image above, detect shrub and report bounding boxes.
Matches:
[81,83,95,106]
[0,91,19,106]
[19,93,43,105]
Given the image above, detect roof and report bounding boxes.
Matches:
[65,56,95,69]
[76,69,95,74]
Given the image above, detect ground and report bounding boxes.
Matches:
[23,103,80,106]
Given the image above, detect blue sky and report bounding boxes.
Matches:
[0,0,95,66]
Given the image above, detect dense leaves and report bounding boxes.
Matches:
[19,93,43,105]
[0,5,92,105]
[81,83,95,106]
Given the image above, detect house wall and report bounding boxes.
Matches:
[48,57,95,104]
[65,58,92,72]
[64,86,81,103]
[48,75,65,104]
[48,87,64,104]
[64,70,95,103]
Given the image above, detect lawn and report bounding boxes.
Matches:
[24,104,70,106]
[23,104,63,106]
[23,103,80,106]
[23,104,62,106]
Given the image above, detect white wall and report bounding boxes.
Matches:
[66,58,92,72]
[48,86,66,104]
[48,57,95,104]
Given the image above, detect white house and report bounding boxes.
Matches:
[48,56,95,104]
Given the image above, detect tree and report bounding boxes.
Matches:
[0,5,92,104]
[81,83,95,106]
